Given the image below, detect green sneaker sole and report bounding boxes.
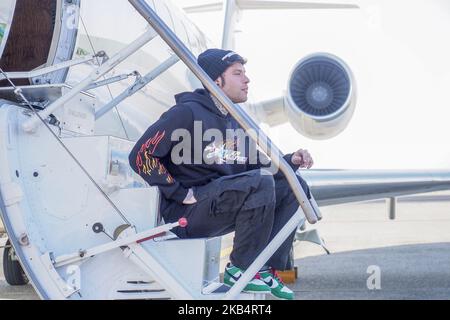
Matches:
[270,291,294,300]
[223,282,271,294]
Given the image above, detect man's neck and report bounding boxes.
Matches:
[209,93,229,116]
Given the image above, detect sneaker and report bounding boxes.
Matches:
[223,263,271,294]
[259,268,295,300]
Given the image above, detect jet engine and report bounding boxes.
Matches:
[284,53,356,140]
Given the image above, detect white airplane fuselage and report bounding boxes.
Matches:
[0,0,449,300]
[1,0,214,140]
[0,0,224,300]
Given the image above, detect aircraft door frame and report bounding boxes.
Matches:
[0,0,16,60]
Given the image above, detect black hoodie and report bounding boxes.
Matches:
[129,89,299,204]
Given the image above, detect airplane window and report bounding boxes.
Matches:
[184,20,205,54]
[0,23,6,51]
[164,2,188,47]
[181,20,194,52]
[0,23,5,40]
[181,16,206,56]
[153,1,175,35]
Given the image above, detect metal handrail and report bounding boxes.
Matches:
[95,54,180,120]
[0,54,101,81]
[128,0,319,300]
[21,29,158,133]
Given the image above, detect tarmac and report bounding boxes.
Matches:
[1,191,449,300]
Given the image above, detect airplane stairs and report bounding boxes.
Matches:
[0,101,265,299]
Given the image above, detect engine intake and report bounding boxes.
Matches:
[285,53,356,140]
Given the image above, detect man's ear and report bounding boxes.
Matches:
[215,77,222,87]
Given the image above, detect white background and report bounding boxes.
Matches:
[171,0,450,170]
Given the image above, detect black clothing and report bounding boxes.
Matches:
[129,89,311,270]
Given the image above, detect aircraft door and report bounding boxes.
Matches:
[0,0,80,87]
[0,0,16,60]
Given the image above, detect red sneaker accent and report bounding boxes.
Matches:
[271,268,285,285]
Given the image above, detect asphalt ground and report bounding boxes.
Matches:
[1,191,449,300]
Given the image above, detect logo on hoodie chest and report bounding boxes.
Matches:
[204,139,248,164]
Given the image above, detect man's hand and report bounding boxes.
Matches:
[291,149,314,169]
[182,188,197,205]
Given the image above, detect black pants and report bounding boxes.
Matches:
[161,169,311,270]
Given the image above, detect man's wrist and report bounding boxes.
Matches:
[287,153,300,168]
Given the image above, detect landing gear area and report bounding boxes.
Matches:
[1,237,28,286]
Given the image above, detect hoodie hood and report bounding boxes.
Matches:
[129,86,301,208]
[175,89,226,117]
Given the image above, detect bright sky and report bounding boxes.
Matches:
[173,0,450,169]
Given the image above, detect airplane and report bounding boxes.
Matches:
[0,0,449,299]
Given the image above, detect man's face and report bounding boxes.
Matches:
[216,62,250,103]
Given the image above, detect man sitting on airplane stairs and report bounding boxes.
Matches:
[128,48,315,300]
